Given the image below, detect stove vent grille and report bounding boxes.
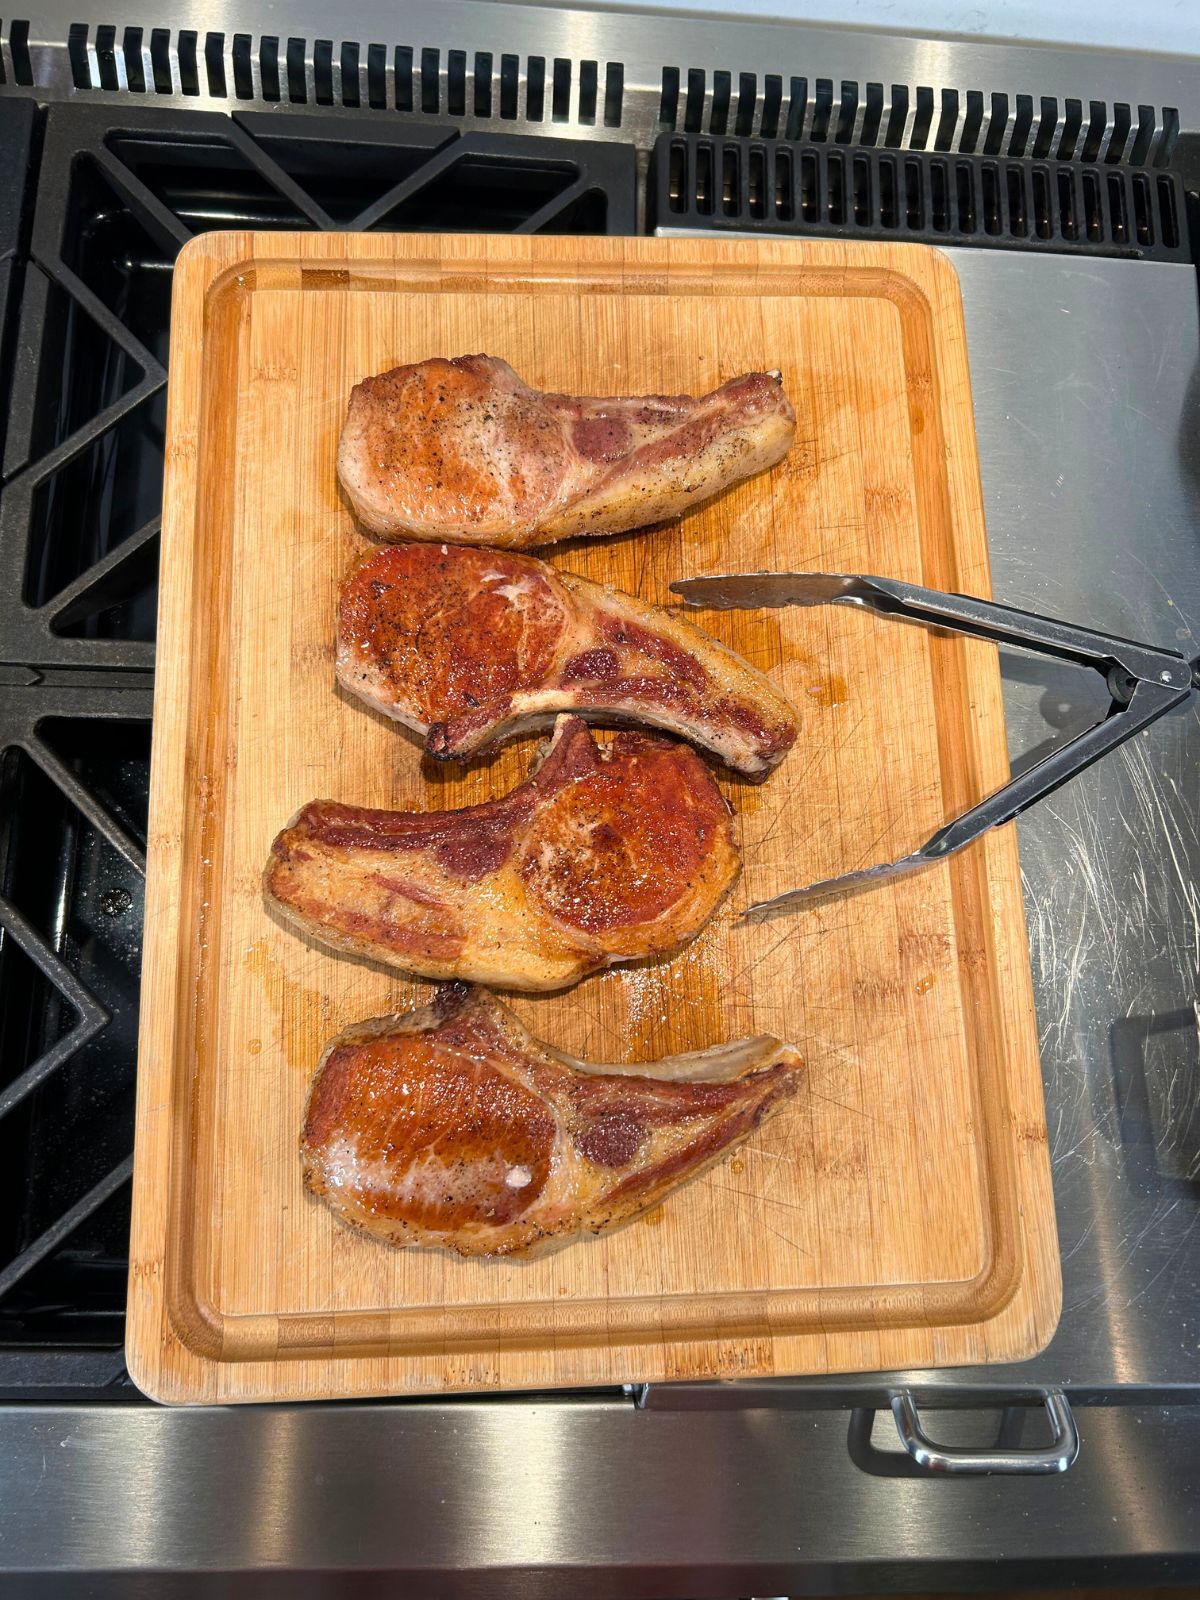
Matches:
[69,29,627,128]
[652,134,1189,262]
[0,20,1182,169]
[657,73,1179,167]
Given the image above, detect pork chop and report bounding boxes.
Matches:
[338,543,798,778]
[337,354,796,548]
[302,983,804,1257]
[265,716,739,991]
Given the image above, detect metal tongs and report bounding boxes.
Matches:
[670,572,1198,919]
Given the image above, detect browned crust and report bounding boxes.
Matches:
[300,984,805,1257]
[336,542,799,778]
[264,717,741,992]
[336,354,797,549]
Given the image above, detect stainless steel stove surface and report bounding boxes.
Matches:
[0,0,1198,1590]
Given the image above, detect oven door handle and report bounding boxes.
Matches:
[890,1389,1079,1474]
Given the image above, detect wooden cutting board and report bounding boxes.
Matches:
[128,232,1060,1403]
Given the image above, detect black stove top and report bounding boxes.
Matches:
[0,102,635,1396]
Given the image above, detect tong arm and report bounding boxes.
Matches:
[670,572,1195,916]
[671,572,1194,699]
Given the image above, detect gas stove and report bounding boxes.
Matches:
[0,95,635,1395]
[0,2,1198,1590]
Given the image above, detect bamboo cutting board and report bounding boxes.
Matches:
[128,232,1060,1403]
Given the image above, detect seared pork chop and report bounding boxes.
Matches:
[338,543,798,778]
[302,983,804,1257]
[265,717,739,991]
[337,354,796,548]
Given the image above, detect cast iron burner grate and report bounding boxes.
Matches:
[0,101,634,1394]
[0,101,35,471]
[0,673,152,1395]
[1,102,636,672]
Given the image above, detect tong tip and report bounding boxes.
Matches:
[737,852,938,920]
